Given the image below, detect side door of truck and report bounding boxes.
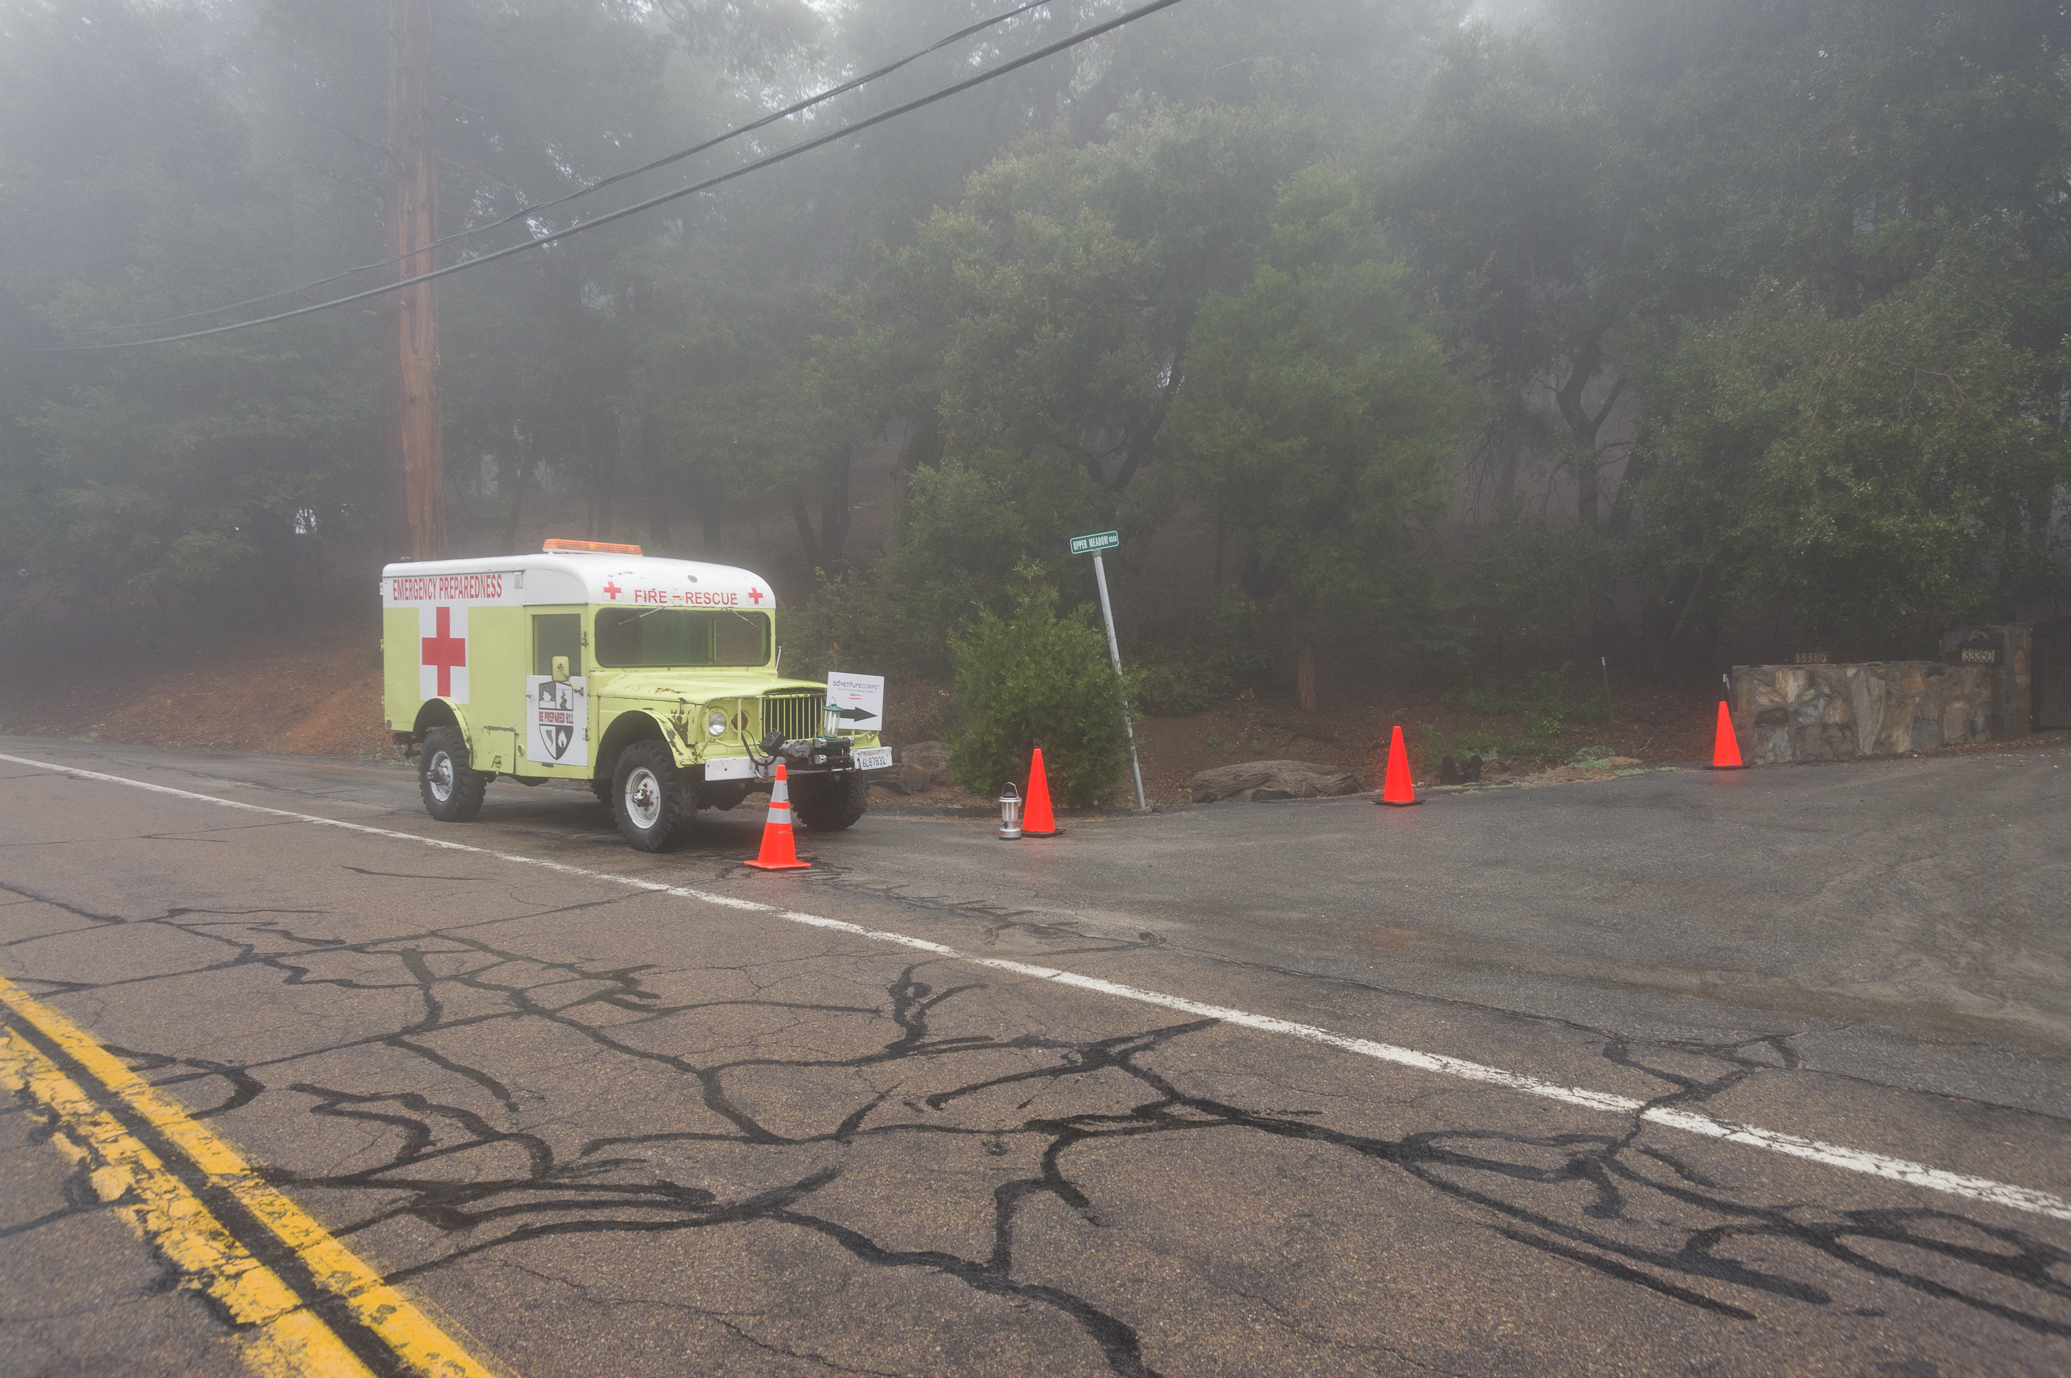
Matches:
[521,608,591,777]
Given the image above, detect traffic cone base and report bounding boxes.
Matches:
[1377,725,1421,806]
[1706,700,1746,770]
[1020,747,1062,837]
[744,763,812,869]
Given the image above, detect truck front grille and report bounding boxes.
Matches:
[762,692,825,743]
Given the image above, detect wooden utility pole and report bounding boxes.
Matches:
[385,0,443,560]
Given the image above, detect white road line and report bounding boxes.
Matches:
[5,750,2068,1223]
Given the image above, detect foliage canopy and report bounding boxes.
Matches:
[2,0,2066,696]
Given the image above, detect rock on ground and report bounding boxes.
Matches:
[871,763,933,795]
[899,740,952,777]
[871,740,952,795]
[1191,760,1363,804]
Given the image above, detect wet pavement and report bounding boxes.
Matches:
[2,735,2066,1376]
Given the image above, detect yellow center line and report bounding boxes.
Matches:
[0,974,514,1378]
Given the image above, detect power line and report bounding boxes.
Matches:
[51,0,1187,353]
[73,0,1063,338]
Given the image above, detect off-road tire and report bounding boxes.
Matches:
[791,770,870,832]
[419,727,488,823]
[612,740,696,852]
[589,773,613,808]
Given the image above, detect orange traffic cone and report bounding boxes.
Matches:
[1706,700,1745,770]
[1377,725,1421,806]
[743,763,812,869]
[1021,747,1061,837]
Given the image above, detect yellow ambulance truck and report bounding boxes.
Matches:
[381,539,889,852]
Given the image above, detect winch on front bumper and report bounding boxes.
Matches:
[763,733,864,773]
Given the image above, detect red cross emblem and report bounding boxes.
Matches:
[747,587,764,605]
[602,580,622,601]
[420,607,467,696]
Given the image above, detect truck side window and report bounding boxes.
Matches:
[532,613,582,677]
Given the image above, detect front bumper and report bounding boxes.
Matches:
[703,741,891,782]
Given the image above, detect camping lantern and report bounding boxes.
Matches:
[823,700,841,737]
[998,783,1023,840]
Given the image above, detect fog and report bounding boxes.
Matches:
[2,0,2066,687]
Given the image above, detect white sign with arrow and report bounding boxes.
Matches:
[824,671,884,733]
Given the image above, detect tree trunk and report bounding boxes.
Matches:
[501,438,532,556]
[1661,566,1707,669]
[817,444,852,571]
[1237,541,1284,602]
[1107,347,1184,493]
[583,410,617,540]
[899,411,944,471]
[1482,397,1532,525]
[445,457,472,527]
[639,412,672,550]
[383,0,441,561]
[1552,334,1622,535]
[789,483,821,569]
[1605,450,1652,540]
[787,446,857,574]
[1572,446,1602,534]
[257,506,294,604]
[697,464,724,553]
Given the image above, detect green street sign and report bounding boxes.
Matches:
[1069,530,1120,555]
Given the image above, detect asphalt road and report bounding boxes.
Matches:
[2,734,2067,1377]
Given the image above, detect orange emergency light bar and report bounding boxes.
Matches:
[543,538,644,555]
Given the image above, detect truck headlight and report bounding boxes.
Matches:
[706,710,728,738]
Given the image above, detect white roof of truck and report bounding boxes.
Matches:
[380,550,778,612]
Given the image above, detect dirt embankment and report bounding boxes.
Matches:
[0,601,1738,808]
[0,607,397,763]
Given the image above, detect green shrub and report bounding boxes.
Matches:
[1131,589,1272,717]
[1460,520,1599,655]
[1446,664,1604,736]
[808,459,1044,680]
[949,573,1133,807]
[1528,661,1608,725]
[1134,651,1231,716]
[1424,722,1521,764]
[1454,728,1506,760]
[1444,675,1518,717]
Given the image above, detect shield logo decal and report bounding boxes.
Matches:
[535,680,577,762]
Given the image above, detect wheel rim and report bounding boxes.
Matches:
[624,767,663,830]
[427,751,455,803]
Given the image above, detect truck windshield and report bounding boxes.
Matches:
[594,609,770,668]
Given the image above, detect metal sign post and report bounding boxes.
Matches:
[1070,531,1146,810]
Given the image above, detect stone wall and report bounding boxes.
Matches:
[1938,623,2031,735]
[1728,661,1999,764]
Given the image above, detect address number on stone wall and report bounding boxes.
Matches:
[1960,648,2000,664]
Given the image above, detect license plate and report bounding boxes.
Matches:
[852,746,893,771]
